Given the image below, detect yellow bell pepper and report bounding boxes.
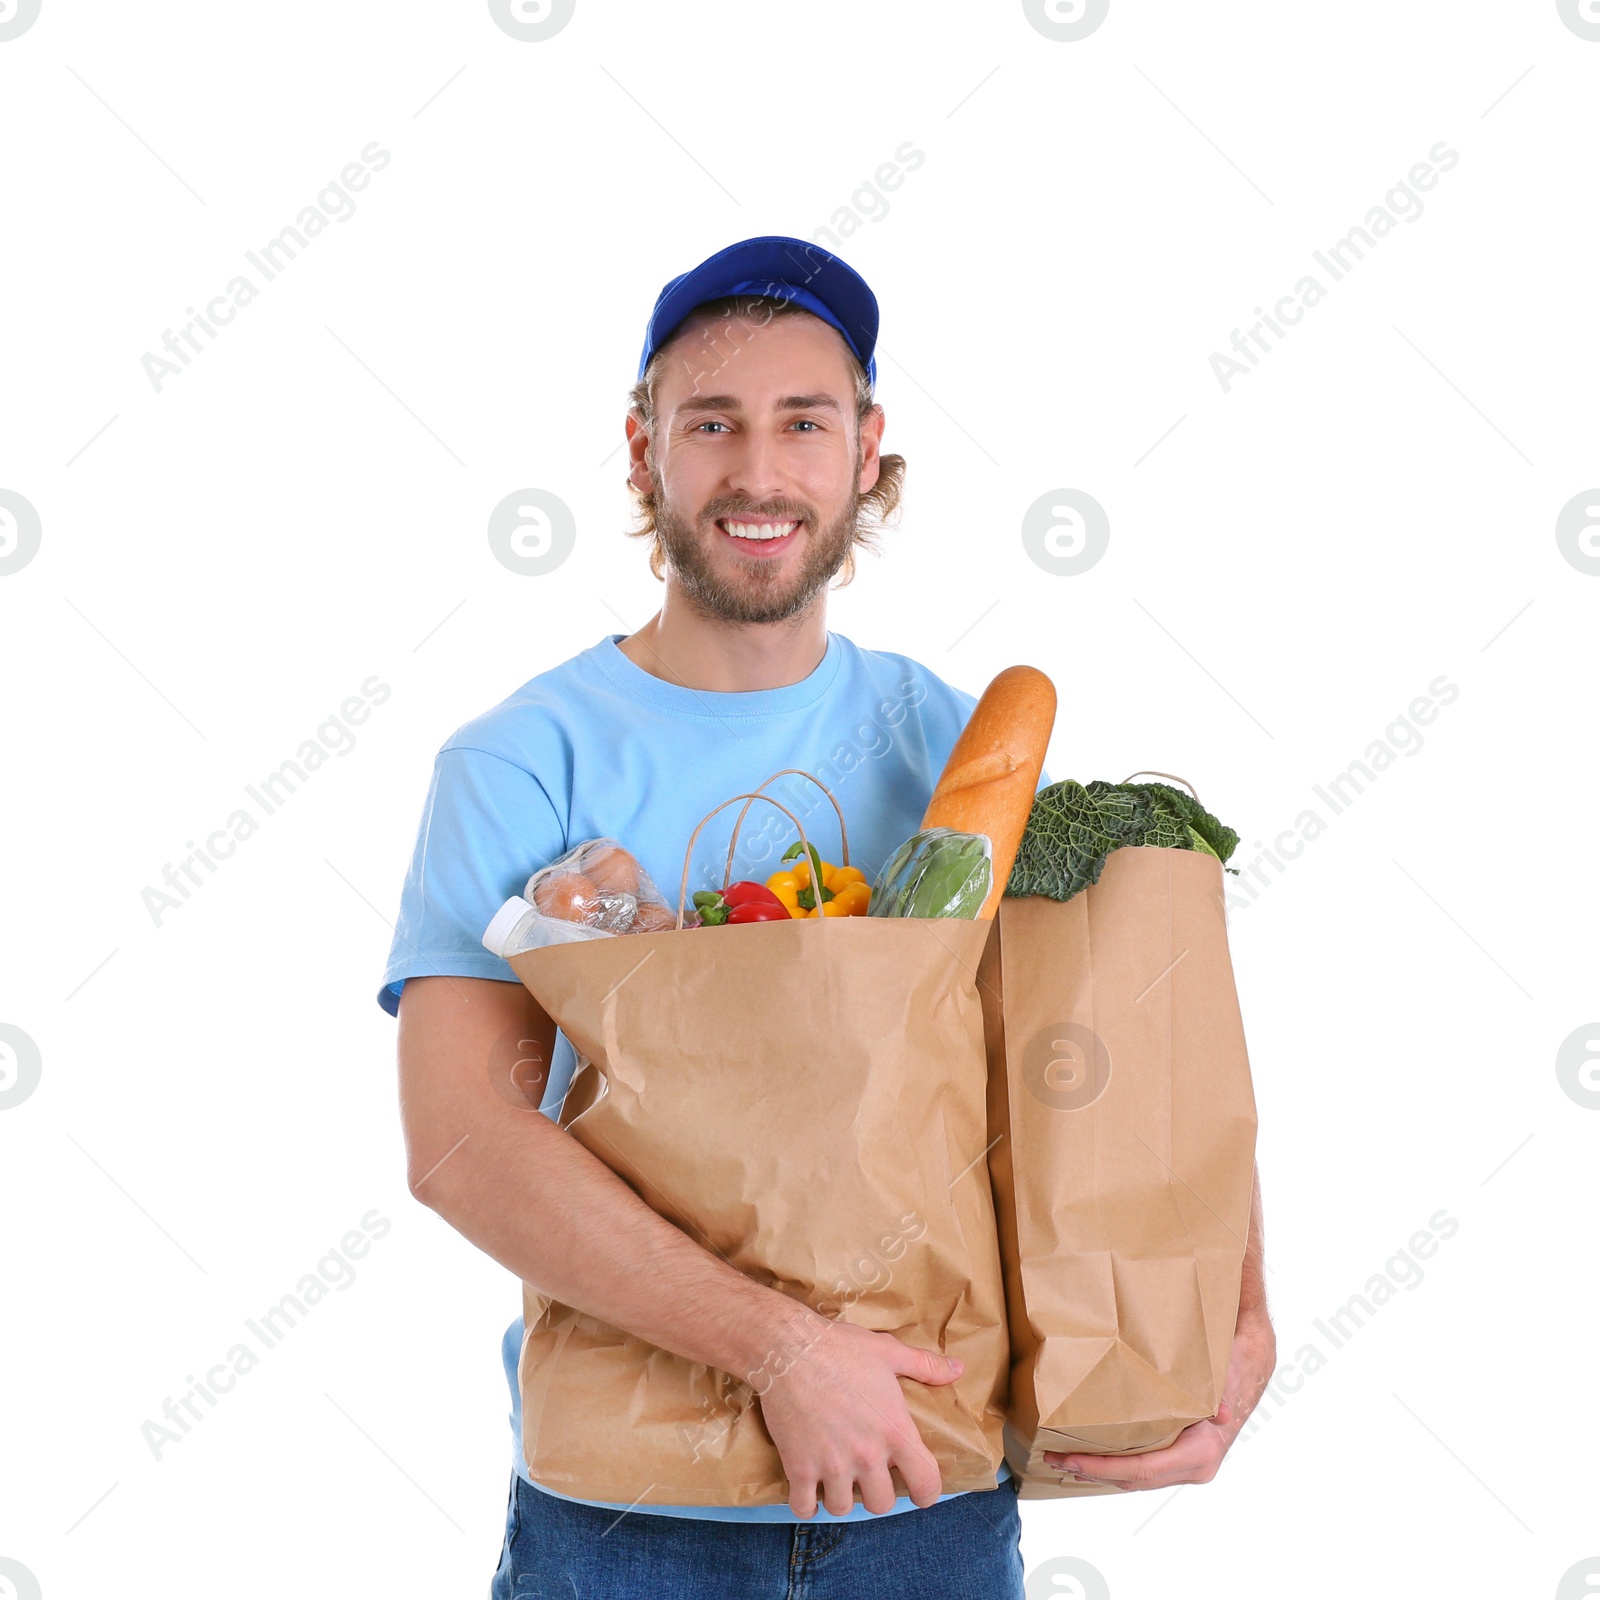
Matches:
[779,842,870,915]
[764,870,802,912]
[831,882,871,916]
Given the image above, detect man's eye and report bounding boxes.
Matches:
[790,419,821,431]
[695,420,731,433]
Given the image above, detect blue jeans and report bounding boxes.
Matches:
[489,1473,1024,1599]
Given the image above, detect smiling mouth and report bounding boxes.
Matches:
[715,517,802,547]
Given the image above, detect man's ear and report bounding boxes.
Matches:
[625,410,653,495]
[857,403,886,495]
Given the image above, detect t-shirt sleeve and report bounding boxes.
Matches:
[375,745,567,1017]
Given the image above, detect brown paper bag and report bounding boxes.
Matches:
[979,843,1258,1499]
[504,775,1010,1507]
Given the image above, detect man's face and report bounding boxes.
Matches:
[628,308,883,625]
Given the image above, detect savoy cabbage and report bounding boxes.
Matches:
[1005,779,1240,903]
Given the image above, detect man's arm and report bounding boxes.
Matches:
[1238,1157,1271,1325]
[396,973,963,1518]
[1043,1159,1277,1488]
[398,973,782,1373]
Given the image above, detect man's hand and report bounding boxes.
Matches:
[1048,1161,1276,1492]
[754,1309,964,1519]
[1043,1307,1277,1490]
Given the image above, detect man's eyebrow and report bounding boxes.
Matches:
[773,394,843,413]
[674,393,845,415]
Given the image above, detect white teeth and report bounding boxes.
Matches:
[723,520,798,541]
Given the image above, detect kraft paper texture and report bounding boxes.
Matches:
[979,847,1258,1499]
[507,914,1010,1507]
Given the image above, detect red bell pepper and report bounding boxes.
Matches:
[726,901,792,924]
[723,880,785,910]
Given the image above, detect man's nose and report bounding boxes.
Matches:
[723,431,787,505]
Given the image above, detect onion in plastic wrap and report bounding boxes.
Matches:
[524,838,681,938]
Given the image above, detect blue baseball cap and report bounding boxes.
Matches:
[637,235,879,387]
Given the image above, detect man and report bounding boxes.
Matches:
[380,237,1275,1598]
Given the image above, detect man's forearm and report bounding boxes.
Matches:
[1238,1159,1269,1324]
[414,1091,809,1382]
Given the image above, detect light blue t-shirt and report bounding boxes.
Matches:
[377,629,1048,1523]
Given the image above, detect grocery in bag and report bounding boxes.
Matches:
[980,772,1259,1498]
[497,772,1013,1507]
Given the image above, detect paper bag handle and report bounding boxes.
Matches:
[675,792,817,931]
[723,768,851,886]
[1121,770,1205,807]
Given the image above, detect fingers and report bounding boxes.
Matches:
[787,1476,819,1519]
[788,1468,902,1519]
[890,1436,944,1509]
[1043,1414,1228,1490]
[856,1465,899,1517]
[1043,1446,1218,1491]
[787,1463,874,1519]
[772,1334,960,1519]
[1044,1447,1144,1478]
[889,1340,964,1388]
[820,1469,856,1519]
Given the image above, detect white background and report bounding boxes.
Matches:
[2,2,1596,1596]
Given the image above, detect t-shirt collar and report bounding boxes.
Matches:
[588,631,843,718]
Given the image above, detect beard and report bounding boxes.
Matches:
[650,475,862,626]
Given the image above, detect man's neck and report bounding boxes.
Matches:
[615,592,828,692]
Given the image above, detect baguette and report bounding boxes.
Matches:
[921,665,1057,919]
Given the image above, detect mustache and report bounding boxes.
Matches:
[701,499,812,524]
